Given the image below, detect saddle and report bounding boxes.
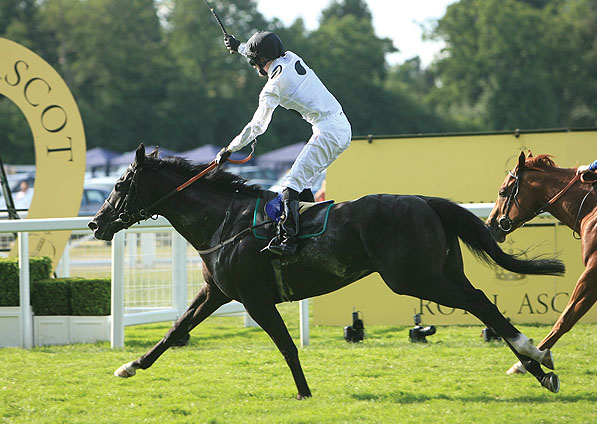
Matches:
[252,192,334,241]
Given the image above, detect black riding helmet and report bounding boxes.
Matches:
[246,31,284,76]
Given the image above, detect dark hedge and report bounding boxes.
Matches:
[0,257,52,306]
[0,258,110,315]
[31,277,110,316]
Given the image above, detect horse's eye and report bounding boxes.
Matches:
[498,188,507,198]
[115,182,124,191]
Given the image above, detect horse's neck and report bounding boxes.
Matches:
[161,188,252,250]
[535,168,592,228]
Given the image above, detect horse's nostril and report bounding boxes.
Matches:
[88,221,98,231]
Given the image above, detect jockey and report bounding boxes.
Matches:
[576,160,597,175]
[215,31,352,256]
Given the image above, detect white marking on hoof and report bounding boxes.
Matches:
[114,361,139,378]
[508,334,545,363]
[506,361,526,375]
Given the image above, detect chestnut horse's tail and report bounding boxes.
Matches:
[422,196,565,276]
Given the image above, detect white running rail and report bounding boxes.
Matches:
[0,216,258,348]
[0,204,496,349]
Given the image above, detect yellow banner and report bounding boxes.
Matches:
[1,38,86,269]
[315,130,597,325]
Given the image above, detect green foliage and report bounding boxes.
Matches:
[70,278,111,316]
[0,308,595,423]
[31,278,71,315]
[430,0,597,130]
[1,0,595,163]
[0,257,109,315]
[30,277,110,316]
[0,257,52,306]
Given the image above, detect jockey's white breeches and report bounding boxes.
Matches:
[280,110,351,193]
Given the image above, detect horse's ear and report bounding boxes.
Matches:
[149,146,159,159]
[517,151,526,169]
[134,143,145,166]
[527,150,533,158]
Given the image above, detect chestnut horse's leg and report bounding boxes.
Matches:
[507,261,597,375]
[114,281,231,377]
[242,300,311,399]
[538,265,597,350]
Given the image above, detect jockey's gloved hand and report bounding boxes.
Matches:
[224,35,240,53]
[215,148,232,165]
[577,164,590,174]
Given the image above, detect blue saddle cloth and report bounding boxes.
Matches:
[253,195,334,240]
[265,194,284,223]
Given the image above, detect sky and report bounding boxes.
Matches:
[256,0,456,67]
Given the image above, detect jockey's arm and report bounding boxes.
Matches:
[226,88,280,153]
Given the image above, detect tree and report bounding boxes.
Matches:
[59,0,173,152]
[0,0,42,164]
[320,0,373,22]
[430,0,596,130]
[549,0,597,127]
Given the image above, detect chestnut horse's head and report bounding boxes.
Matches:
[485,151,557,242]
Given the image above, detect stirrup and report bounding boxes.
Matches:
[261,236,297,256]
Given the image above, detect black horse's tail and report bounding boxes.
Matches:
[422,196,565,276]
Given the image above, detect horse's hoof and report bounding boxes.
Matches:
[506,361,526,375]
[296,392,312,400]
[541,349,555,370]
[114,361,138,378]
[541,372,560,393]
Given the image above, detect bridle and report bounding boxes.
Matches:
[497,167,582,233]
[105,165,150,228]
[104,146,254,229]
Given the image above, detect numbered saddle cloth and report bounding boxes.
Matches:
[252,193,334,241]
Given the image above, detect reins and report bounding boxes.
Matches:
[196,188,272,255]
[136,146,254,221]
[498,169,595,234]
[533,173,580,216]
[110,143,273,254]
[196,220,272,254]
[109,144,255,229]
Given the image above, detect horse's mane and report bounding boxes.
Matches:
[145,155,263,196]
[525,154,558,171]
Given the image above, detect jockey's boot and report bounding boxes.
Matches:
[262,188,300,256]
[298,188,315,202]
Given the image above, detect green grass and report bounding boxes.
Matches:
[1,303,595,423]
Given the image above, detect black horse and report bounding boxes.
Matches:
[89,144,565,398]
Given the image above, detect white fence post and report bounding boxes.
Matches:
[171,231,188,316]
[55,237,70,278]
[18,232,32,349]
[111,231,125,348]
[244,312,259,327]
[300,299,309,347]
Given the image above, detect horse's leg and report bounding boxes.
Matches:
[507,262,597,375]
[413,273,559,391]
[242,300,311,399]
[114,280,231,377]
[374,228,558,392]
[539,265,597,350]
[442,238,555,363]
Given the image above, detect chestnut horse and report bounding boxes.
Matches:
[89,145,566,398]
[486,151,597,375]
